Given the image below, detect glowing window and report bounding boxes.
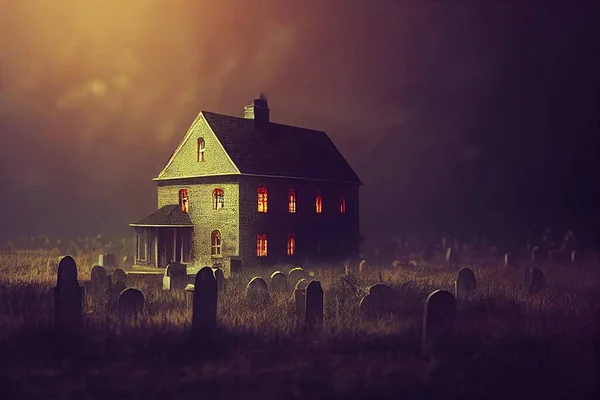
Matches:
[213,188,224,209]
[257,234,268,257]
[288,189,297,213]
[179,189,189,213]
[287,233,296,256]
[198,137,205,162]
[339,194,346,214]
[315,190,323,214]
[210,230,222,257]
[257,187,268,213]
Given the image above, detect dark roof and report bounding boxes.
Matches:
[130,205,193,227]
[203,112,362,184]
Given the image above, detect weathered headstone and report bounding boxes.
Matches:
[163,262,187,291]
[423,289,456,357]
[445,247,458,266]
[360,283,393,318]
[118,288,144,317]
[455,267,476,300]
[90,265,109,296]
[99,253,116,268]
[293,278,310,319]
[112,268,128,286]
[504,253,517,267]
[184,283,195,309]
[528,266,545,294]
[305,280,324,331]
[192,267,218,337]
[212,267,225,292]
[54,256,83,335]
[270,271,288,292]
[288,267,308,288]
[246,277,271,305]
[531,246,547,263]
[358,260,368,274]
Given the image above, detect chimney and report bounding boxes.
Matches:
[243,93,270,126]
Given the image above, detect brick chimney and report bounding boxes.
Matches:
[243,93,270,126]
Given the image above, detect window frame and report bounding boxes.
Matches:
[213,188,225,210]
[198,137,206,162]
[210,230,222,257]
[287,233,296,256]
[257,187,268,213]
[288,189,297,213]
[179,189,190,213]
[315,190,323,214]
[257,233,268,257]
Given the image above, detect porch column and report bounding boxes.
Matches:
[154,228,159,267]
[173,227,177,263]
[134,232,139,265]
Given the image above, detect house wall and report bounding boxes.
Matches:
[157,176,240,273]
[239,175,361,270]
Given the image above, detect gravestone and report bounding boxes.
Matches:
[212,268,225,292]
[531,246,547,263]
[184,283,195,308]
[305,280,324,331]
[504,253,517,267]
[54,256,83,335]
[270,271,288,292]
[423,289,456,357]
[118,288,145,317]
[90,265,109,296]
[455,267,476,300]
[246,277,271,305]
[528,267,545,294]
[163,262,187,291]
[571,250,582,266]
[358,260,368,274]
[288,267,308,289]
[360,283,393,318]
[192,267,218,337]
[445,247,458,266]
[99,253,116,268]
[293,278,310,319]
[112,268,128,286]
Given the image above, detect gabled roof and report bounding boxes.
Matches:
[130,205,194,228]
[202,112,362,184]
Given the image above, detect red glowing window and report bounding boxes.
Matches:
[179,189,189,213]
[257,234,268,257]
[257,187,268,213]
[315,190,323,214]
[339,194,346,214]
[213,188,224,209]
[288,189,297,213]
[287,233,296,256]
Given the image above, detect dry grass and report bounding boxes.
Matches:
[0,252,599,399]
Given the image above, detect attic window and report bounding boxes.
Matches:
[315,190,323,214]
[287,233,296,256]
[257,187,268,213]
[339,194,346,214]
[288,189,296,213]
[213,188,224,209]
[179,189,189,213]
[210,230,222,257]
[197,137,205,162]
[257,233,268,257]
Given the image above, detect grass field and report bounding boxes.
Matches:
[0,252,599,399]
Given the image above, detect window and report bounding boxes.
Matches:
[339,194,346,214]
[315,190,323,214]
[179,189,189,213]
[198,137,205,162]
[257,234,268,257]
[210,230,222,257]
[257,187,268,213]
[288,189,297,213]
[213,188,224,209]
[287,233,296,256]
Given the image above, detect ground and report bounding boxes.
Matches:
[0,252,598,399]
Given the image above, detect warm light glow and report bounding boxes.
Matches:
[339,194,346,214]
[287,233,296,255]
[198,137,205,162]
[179,189,189,213]
[257,187,268,212]
[288,189,296,213]
[257,233,268,256]
[211,230,221,256]
[315,190,322,213]
[213,188,224,209]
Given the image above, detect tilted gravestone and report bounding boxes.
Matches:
[112,268,128,286]
[305,280,324,331]
[455,267,476,300]
[90,265,109,295]
[212,267,225,293]
[423,290,457,357]
[528,266,545,294]
[118,288,145,318]
[360,283,393,318]
[246,277,271,306]
[288,267,308,289]
[163,262,187,291]
[270,271,288,292]
[54,256,83,335]
[192,267,218,337]
[504,253,517,267]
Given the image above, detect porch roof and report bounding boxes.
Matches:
[129,205,194,228]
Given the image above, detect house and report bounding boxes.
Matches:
[129,95,363,275]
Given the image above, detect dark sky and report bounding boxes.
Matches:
[0,1,598,247]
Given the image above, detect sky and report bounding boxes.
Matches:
[0,1,598,248]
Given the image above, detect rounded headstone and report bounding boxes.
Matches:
[212,268,225,292]
[531,246,547,263]
[455,267,476,300]
[192,267,218,336]
[246,277,271,305]
[528,266,545,294]
[423,289,457,355]
[358,260,368,274]
[504,253,517,267]
[118,288,144,316]
[305,280,324,331]
[270,271,288,292]
[288,267,308,288]
[57,256,78,287]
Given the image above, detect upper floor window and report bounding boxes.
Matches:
[257,187,268,213]
[339,194,346,214]
[213,188,224,209]
[315,190,323,214]
[288,189,297,213]
[210,230,222,257]
[287,233,296,256]
[198,137,205,162]
[257,233,268,257]
[179,189,189,213]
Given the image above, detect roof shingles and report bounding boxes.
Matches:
[130,205,193,227]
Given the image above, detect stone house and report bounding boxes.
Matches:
[130,95,362,275]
